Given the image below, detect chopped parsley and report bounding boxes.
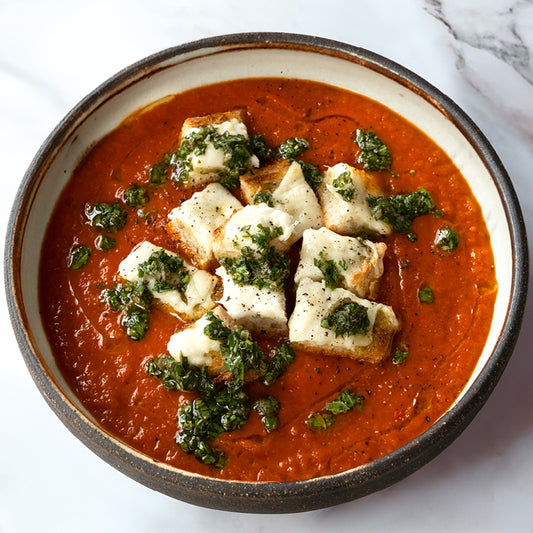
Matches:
[145,312,295,468]
[436,226,460,251]
[101,281,153,341]
[392,347,409,365]
[297,160,322,191]
[204,313,294,390]
[220,224,290,291]
[162,314,295,467]
[220,326,268,392]
[145,355,214,395]
[252,396,280,431]
[249,134,274,162]
[326,388,365,414]
[152,125,257,190]
[203,312,267,392]
[123,183,149,208]
[121,308,150,341]
[263,344,296,386]
[68,244,91,270]
[355,128,392,171]
[149,161,170,186]
[306,411,336,430]
[239,223,284,250]
[314,251,340,289]
[307,389,364,430]
[202,311,231,341]
[95,234,116,252]
[418,286,434,304]
[321,302,370,338]
[277,137,310,159]
[137,250,190,293]
[332,170,355,202]
[220,250,290,291]
[177,388,250,468]
[101,280,153,311]
[85,202,127,233]
[367,188,440,242]
[253,191,274,207]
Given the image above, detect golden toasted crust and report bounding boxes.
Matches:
[201,306,234,375]
[291,305,399,364]
[353,168,384,197]
[346,241,387,301]
[180,109,246,136]
[165,184,242,269]
[165,222,207,268]
[318,165,390,236]
[240,160,292,204]
[212,218,238,259]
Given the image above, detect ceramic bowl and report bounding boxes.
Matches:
[5,33,528,513]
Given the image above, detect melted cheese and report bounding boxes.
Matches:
[288,278,398,356]
[318,163,391,236]
[213,203,296,258]
[216,267,287,333]
[167,313,222,368]
[270,161,323,242]
[167,183,242,267]
[180,119,259,187]
[118,241,217,320]
[294,227,387,299]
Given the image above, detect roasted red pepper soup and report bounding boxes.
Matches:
[39,78,496,482]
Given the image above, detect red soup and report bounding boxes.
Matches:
[39,78,497,482]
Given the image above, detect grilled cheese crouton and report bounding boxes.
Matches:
[288,278,399,363]
[167,305,234,375]
[118,241,217,320]
[167,183,243,268]
[240,160,323,243]
[318,163,391,236]
[176,110,259,188]
[167,306,263,383]
[294,227,387,300]
[167,311,226,375]
[216,267,288,334]
[212,203,296,259]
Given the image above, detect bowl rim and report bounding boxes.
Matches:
[4,32,529,513]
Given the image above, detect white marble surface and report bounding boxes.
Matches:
[1,0,532,531]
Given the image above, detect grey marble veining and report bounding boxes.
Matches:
[425,0,533,145]
[426,0,533,83]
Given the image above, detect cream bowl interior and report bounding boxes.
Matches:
[7,34,528,513]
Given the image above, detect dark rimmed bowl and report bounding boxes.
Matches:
[5,33,528,513]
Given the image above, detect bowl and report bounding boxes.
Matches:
[5,33,528,513]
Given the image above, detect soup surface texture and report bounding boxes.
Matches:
[39,78,497,482]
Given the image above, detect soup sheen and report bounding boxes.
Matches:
[39,78,497,481]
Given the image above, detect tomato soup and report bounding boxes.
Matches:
[39,78,496,481]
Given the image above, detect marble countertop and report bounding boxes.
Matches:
[1,1,532,531]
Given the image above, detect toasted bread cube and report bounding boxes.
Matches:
[167,306,233,375]
[294,227,387,299]
[118,241,217,320]
[176,110,259,188]
[167,183,243,268]
[240,160,323,242]
[213,203,296,259]
[288,278,399,363]
[167,306,263,383]
[318,163,391,236]
[216,266,287,334]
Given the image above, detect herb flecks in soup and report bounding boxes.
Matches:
[39,78,497,482]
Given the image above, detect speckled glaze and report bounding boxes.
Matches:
[4,33,528,513]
